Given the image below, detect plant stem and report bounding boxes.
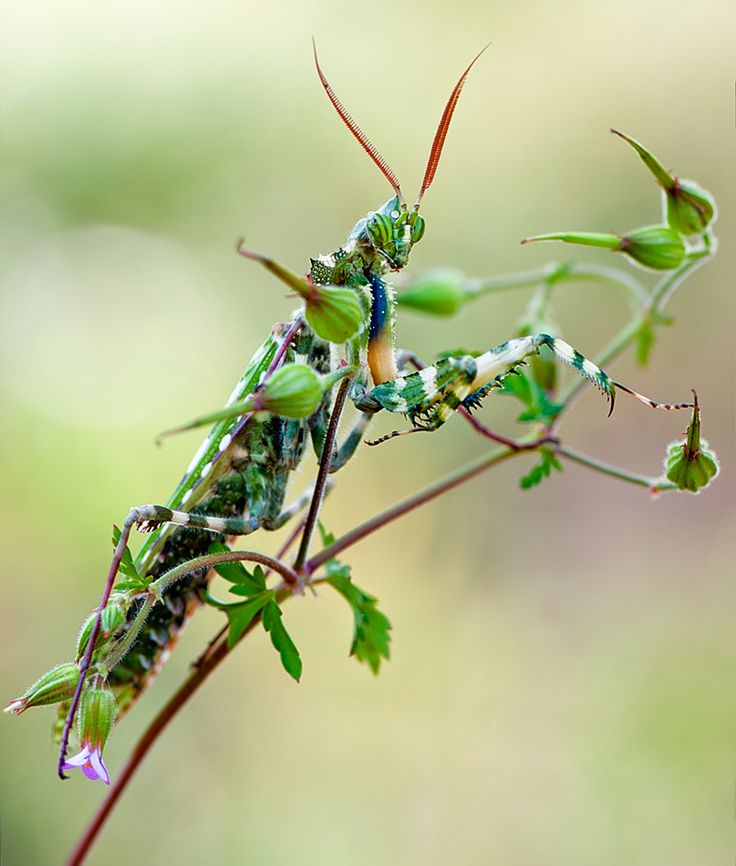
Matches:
[557,445,676,490]
[58,516,136,780]
[462,261,648,306]
[293,376,352,572]
[66,438,539,864]
[64,584,289,866]
[307,442,528,572]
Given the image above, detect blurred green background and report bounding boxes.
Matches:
[1,0,734,864]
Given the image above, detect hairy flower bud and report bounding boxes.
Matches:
[398,268,467,316]
[304,286,364,343]
[79,687,117,752]
[611,129,716,236]
[664,395,719,493]
[5,662,80,715]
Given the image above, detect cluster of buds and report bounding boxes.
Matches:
[522,131,714,270]
[6,665,118,784]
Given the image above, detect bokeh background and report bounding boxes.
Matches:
[1,1,734,864]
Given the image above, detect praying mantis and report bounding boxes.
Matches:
[8,40,712,793]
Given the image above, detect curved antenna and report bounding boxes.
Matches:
[312,37,404,203]
[415,43,490,209]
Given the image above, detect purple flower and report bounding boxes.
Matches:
[62,744,110,785]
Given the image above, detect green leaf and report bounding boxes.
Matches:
[111,527,148,591]
[317,522,336,548]
[328,570,392,674]
[207,542,266,595]
[203,589,273,648]
[500,372,563,425]
[519,446,563,490]
[262,601,302,681]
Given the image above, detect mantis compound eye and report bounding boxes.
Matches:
[409,212,426,244]
[366,211,395,248]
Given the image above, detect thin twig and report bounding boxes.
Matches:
[293,376,352,572]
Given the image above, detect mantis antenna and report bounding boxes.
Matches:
[414,42,490,209]
[312,37,404,204]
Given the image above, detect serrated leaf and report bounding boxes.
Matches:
[112,525,143,582]
[500,372,562,425]
[328,571,392,674]
[207,542,266,595]
[519,446,563,490]
[203,589,273,648]
[262,601,302,681]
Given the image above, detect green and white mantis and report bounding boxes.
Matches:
[8,41,710,789]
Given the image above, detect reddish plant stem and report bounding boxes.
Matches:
[66,435,548,864]
[58,517,135,779]
[293,376,352,571]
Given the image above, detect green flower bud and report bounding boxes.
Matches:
[665,178,716,237]
[100,600,125,636]
[256,364,353,419]
[522,226,685,271]
[234,244,362,343]
[611,129,716,236]
[619,225,686,270]
[304,285,363,343]
[79,686,117,752]
[664,395,719,493]
[5,662,80,715]
[398,268,467,316]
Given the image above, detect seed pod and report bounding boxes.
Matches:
[611,129,716,236]
[304,286,363,343]
[664,395,719,493]
[619,225,686,270]
[522,226,685,271]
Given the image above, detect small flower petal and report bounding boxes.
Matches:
[89,748,110,785]
[62,746,92,769]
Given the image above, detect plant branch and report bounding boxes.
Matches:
[307,441,538,572]
[557,445,675,490]
[293,376,352,572]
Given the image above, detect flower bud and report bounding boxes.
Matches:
[101,599,125,636]
[619,225,686,270]
[304,286,364,343]
[664,396,719,493]
[522,226,685,271]
[665,179,716,237]
[5,662,80,715]
[398,268,467,316]
[611,129,716,236]
[255,364,353,419]
[79,686,117,752]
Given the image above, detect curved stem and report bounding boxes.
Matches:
[65,438,540,864]
[462,261,647,306]
[557,445,675,490]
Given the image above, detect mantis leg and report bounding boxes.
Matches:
[356,334,693,443]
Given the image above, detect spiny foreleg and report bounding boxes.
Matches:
[356,334,693,443]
